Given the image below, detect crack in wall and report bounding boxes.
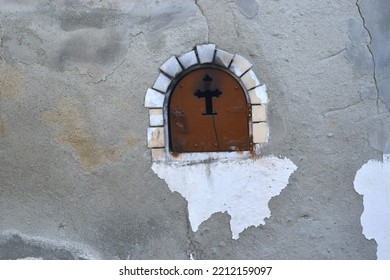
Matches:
[93,31,144,84]
[226,2,241,38]
[211,115,221,150]
[320,48,347,61]
[356,0,380,113]
[322,100,364,117]
[194,0,210,42]
[93,44,130,84]
[232,11,240,38]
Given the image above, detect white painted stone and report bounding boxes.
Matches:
[253,122,269,143]
[241,69,260,90]
[149,109,164,126]
[249,85,268,104]
[252,105,267,122]
[144,88,165,108]
[196,44,216,64]
[147,127,164,148]
[229,54,252,77]
[159,56,182,78]
[153,73,171,93]
[178,50,198,69]
[152,157,297,239]
[151,148,165,160]
[214,49,234,68]
[354,154,390,260]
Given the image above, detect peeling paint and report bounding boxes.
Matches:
[43,101,138,170]
[354,154,390,259]
[152,156,297,239]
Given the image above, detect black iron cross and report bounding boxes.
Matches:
[194,74,222,115]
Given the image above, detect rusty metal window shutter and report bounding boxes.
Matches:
[168,67,252,153]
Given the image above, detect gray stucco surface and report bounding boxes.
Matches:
[0,0,389,259]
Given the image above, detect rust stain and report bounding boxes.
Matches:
[0,64,26,137]
[123,132,139,148]
[170,152,181,158]
[0,119,6,137]
[43,101,138,170]
[105,93,132,112]
[120,102,131,112]
[0,64,26,103]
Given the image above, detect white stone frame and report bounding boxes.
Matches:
[145,44,269,161]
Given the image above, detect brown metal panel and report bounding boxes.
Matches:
[169,67,251,153]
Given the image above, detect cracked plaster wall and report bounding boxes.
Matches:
[0,0,389,259]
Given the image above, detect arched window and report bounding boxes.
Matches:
[169,66,250,152]
[145,44,268,161]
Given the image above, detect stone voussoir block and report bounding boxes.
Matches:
[214,49,234,68]
[153,73,171,93]
[241,69,260,90]
[229,54,252,77]
[252,105,267,122]
[149,109,164,126]
[145,88,165,108]
[252,122,269,143]
[249,85,268,104]
[196,44,216,64]
[160,56,182,78]
[178,50,199,69]
[147,127,165,148]
[151,148,165,160]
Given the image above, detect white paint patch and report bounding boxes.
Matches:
[354,154,390,260]
[160,150,254,162]
[152,156,297,239]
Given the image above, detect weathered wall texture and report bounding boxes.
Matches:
[0,0,389,259]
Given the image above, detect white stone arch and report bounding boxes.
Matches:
[145,44,269,161]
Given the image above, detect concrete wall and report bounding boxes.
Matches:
[0,0,389,259]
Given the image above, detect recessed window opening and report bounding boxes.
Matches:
[168,66,251,153]
[144,44,269,161]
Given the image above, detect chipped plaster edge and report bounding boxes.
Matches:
[152,156,297,239]
[353,154,390,259]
